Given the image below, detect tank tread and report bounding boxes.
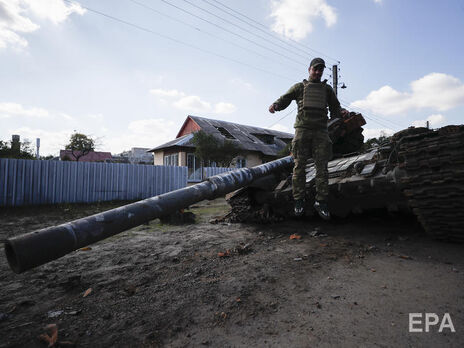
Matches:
[226,188,284,223]
[226,188,255,222]
[399,125,464,241]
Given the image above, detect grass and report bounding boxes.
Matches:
[186,198,230,223]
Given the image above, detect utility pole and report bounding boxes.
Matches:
[332,64,338,96]
[36,138,40,159]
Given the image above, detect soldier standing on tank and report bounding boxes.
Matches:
[269,57,343,219]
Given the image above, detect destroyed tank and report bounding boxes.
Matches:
[4,112,463,274]
[226,116,464,243]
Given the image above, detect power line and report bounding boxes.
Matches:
[67,1,403,132]
[65,0,295,82]
[159,0,308,68]
[340,101,392,129]
[200,0,311,59]
[180,0,309,64]
[339,98,409,129]
[267,106,297,128]
[200,0,333,68]
[208,0,340,65]
[194,0,318,59]
[268,101,399,131]
[128,0,302,73]
[339,101,396,129]
[267,99,403,131]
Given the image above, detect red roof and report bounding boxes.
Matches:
[60,150,112,162]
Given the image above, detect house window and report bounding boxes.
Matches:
[278,137,293,145]
[214,126,236,140]
[187,153,202,181]
[252,133,275,145]
[163,153,178,166]
[236,157,246,168]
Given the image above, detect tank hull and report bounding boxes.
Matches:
[227,125,464,242]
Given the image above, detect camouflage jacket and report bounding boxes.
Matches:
[273,80,341,130]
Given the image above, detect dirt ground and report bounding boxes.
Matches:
[0,199,463,348]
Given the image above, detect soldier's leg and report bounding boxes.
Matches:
[292,128,312,201]
[312,130,332,202]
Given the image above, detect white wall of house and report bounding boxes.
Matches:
[155,149,264,168]
[244,153,262,167]
[179,151,187,166]
[154,150,164,165]
[155,149,188,167]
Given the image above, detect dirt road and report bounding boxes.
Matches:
[0,199,463,347]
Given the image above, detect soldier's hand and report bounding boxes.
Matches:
[269,104,276,113]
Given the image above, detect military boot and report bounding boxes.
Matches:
[314,200,330,220]
[294,199,305,217]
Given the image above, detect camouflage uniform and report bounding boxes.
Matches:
[272,79,341,202]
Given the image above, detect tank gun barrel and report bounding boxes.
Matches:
[5,156,294,274]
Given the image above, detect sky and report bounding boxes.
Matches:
[1,0,463,156]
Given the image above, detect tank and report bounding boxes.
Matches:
[5,115,462,274]
[226,124,464,242]
[4,111,363,274]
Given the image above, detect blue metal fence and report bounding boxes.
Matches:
[0,159,188,207]
[203,166,235,178]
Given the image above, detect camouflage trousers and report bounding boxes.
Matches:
[292,127,332,202]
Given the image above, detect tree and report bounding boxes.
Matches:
[277,142,292,158]
[0,139,36,159]
[192,131,242,167]
[65,132,95,161]
[362,134,391,151]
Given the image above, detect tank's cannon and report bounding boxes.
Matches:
[4,157,293,274]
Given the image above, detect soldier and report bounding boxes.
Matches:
[269,57,342,219]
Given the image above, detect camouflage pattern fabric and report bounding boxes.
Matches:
[292,127,332,202]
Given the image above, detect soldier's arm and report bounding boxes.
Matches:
[327,85,342,119]
[271,83,301,112]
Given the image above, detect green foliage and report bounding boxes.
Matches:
[277,142,292,157]
[192,131,242,167]
[65,132,95,161]
[0,139,36,159]
[363,134,391,151]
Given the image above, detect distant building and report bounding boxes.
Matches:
[60,150,112,162]
[109,148,153,164]
[110,151,130,164]
[128,147,153,164]
[109,151,130,163]
[148,115,293,182]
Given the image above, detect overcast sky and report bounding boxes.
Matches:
[1,0,463,156]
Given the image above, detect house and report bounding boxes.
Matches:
[127,147,153,164]
[110,148,153,164]
[148,115,294,181]
[60,150,112,162]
